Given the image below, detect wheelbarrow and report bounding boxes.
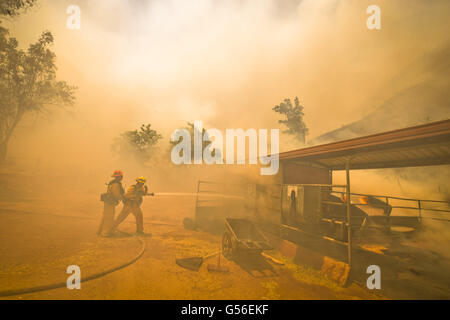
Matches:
[222,218,272,259]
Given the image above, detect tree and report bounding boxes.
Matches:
[0,27,76,161]
[0,0,36,17]
[272,97,308,145]
[112,124,163,163]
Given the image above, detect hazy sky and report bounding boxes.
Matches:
[3,0,450,164]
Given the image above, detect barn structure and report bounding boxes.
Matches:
[192,120,450,288]
[262,119,450,278]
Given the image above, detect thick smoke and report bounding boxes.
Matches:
[2,0,449,192]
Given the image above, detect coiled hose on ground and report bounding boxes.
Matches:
[0,210,147,298]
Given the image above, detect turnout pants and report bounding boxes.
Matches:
[98,202,117,236]
[113,201,144,233]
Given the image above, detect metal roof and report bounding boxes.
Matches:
[279,119,450,170]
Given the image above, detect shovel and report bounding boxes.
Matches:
[207,251,229,273]
[176,251,220,271]
[207,243,229,273]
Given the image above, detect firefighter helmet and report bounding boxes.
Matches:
[136,176,146,184]
[112,170,123,177]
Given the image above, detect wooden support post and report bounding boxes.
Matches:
[386,196,391,234]
[195,180,200,209]
[221,183,225,208]
[345,159,352,270]
[418,200,422,222]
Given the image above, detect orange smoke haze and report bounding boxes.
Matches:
[1,0,449,192]
[0,2,449,299]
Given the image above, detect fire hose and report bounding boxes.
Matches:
[0,210,146,298]
[0,191,241,297]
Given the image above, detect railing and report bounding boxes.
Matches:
[329,190,450,222]
[194,181,450,274]
[194,180,249,209]
[268,183,450,271]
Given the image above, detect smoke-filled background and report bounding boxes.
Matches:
[2,0,449,196]
[0,0,449,300]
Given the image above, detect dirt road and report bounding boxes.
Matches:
[0,187,380,300]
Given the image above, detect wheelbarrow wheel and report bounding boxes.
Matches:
[222,232,234,259]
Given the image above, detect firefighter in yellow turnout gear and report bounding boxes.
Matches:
[98,170,125,237]
[112,176,153,235]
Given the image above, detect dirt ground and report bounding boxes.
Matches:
[0,172,382,300]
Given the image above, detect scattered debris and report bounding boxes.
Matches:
[176,251,219,271]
